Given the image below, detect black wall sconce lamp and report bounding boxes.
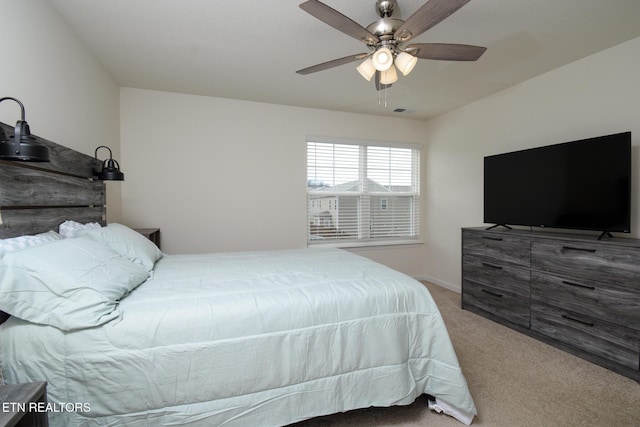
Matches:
[0,97,50,162]
[93,146,124,181]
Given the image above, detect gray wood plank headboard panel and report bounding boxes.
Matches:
[0,121,106,238]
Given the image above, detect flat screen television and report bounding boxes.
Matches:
[484,131,631,237]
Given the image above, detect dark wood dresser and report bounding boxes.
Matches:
[461,227,640,381]
[0,382,48,427]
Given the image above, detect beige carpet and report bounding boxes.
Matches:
[292,282,640,427]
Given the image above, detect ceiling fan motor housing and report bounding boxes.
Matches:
[366,18,403,42]
[369,0,404,53]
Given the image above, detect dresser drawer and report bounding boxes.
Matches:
[531,303,640,371]
[463,256,530,298]
[462,229,530,267]
[531,272,640,331]
[462,280,530,327]
[531,240,640,288]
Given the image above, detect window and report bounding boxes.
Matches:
[307,137,421,246]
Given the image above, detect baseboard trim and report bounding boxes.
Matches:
[413,275,461,294]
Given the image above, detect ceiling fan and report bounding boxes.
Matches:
[296,0,486,90]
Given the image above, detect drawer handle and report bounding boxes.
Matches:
[482,236,503,241]
[481,289,503,298]
[562,246,596,253]
[482,262,503,270]
[561,314,594,327]
[562,280,595,291]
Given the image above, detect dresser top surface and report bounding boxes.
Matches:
[463,226,640,249]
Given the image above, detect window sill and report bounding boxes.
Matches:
[308,239,424,249]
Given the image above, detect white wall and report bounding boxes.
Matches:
[423,36,640,291]
[6,1,637,285]
[0,0,121,222]
[120,88,430,276]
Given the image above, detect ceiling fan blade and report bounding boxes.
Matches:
[300,0,379,45]
[374,71,392,91]
[394,0,471,42]
[406,43,486,61]
[296,53,368,75]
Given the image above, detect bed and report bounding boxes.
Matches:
[0,121,476,426]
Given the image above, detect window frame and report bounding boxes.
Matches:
[306,136,422,248]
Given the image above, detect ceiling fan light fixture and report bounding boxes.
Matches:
[379,65,398,85]
[356,58,376,81]
[395,51,418,76]
[372,47,393,71]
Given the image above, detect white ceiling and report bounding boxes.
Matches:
[50,0,640,121]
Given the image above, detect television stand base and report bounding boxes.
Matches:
[597,231,613,240]
[485,224,513,231]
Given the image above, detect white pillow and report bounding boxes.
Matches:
[0,231,62,257]
[0,236,149,331]
[81,223,163,271]
[58,220,102,238]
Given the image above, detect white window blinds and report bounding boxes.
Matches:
[307,138,421,246]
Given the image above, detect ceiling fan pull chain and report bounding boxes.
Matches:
[378,86,389,109]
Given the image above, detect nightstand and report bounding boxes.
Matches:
[0,382,48,427]
[134,228,161,250]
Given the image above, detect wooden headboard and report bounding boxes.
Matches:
[0,121,106,239]
[0,121,106,324]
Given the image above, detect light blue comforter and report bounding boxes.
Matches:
[0,248,476,425]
